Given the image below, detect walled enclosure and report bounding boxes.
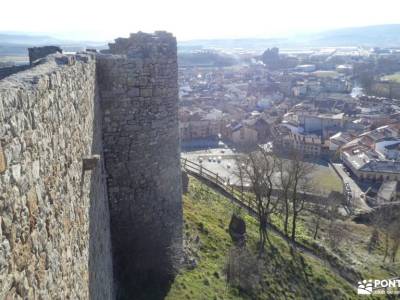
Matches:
[0,31,182,299]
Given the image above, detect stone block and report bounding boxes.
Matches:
[140,88,152,97]
[182,171,189,194]
[32,160,40,180]
[0,142,6,173]
[55,55,76,66]
[127,88,140,97]
[11,164,21,183]
[82,155,100,171]
[28,46,62,65]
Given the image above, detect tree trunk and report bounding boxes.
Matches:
[265,223,272,247]
[391,240,399,263]
[258,213,268,256]
[313,218,320,240]
[291,212,297,242]
[383,232,389,262]
[258,224,265,256]
[284,200,289,236]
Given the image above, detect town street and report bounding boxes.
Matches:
[333,163,371,212]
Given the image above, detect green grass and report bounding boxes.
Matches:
[311,167,342,193]
[166,177,359,299]
[382,72,400,83]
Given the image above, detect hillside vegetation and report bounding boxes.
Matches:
[166,177,364,300]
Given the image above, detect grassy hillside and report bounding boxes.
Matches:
[166,177,362,300]
[297,211,399,282]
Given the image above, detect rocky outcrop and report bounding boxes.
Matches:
[229,214,246,246]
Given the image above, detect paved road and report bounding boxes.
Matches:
[333,163,371,212]
[182,148,241,184]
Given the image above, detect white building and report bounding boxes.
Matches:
[295,64,316,72]
[329,132,354,151]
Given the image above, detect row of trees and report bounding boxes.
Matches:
[234,145,400,262]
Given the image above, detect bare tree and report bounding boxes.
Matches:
[311,191,344,240]
[238,146,279,256]
[371,207,400,263]
[233,155,247,203]
[388,211,400,263]
[390,229,400,263]
[276,157,292,237]
[367,227,380,254]
[309,193,328,240]
[327,221,348,250]
[277,149,314,242]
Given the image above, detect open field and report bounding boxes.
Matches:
[311,166,343,193]
[311,70,340,78]
[0,55,29,64]
[382,72,400,83]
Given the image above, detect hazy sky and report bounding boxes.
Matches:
[1,0,400,41]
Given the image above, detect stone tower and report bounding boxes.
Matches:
[97,32,183,298]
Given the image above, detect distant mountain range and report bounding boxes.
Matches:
[297,24,400,47]
[179,24,400,51]
[0,33,107,57]
[0,33,65,46]
[1,24,400,58]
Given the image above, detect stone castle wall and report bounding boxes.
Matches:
[0,53,114,299]
[0,65,31,81]
[28,46,62,65]
[0,31,182,299]
[97,31,182,298]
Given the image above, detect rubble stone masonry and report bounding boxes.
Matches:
[0,53,114,299]
[0,31,181,299]
[98,31,182,297]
